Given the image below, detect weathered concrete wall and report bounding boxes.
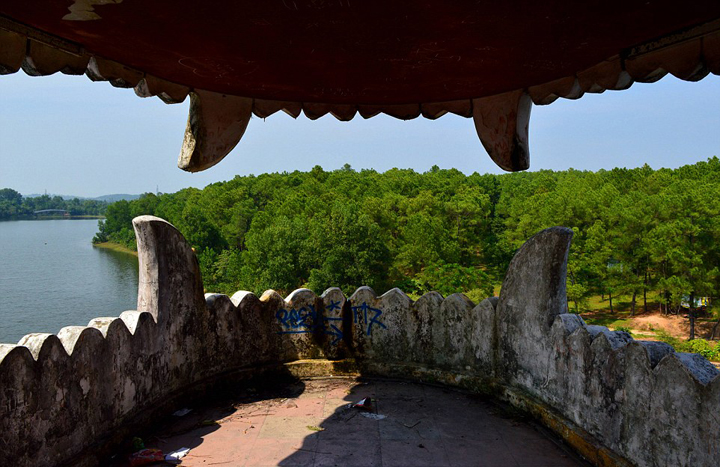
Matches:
[1,216,718,466]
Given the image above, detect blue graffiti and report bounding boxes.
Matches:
[276,304,345,345]
[276,301,388,343]
[276,305,318,331]
[351,302,387,336]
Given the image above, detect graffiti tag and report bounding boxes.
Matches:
[276,301,388,343]
[351,302,387,336]
[276,304,344,345]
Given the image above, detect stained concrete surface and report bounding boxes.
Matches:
[120,377,588,467]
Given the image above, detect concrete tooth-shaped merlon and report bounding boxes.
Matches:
[675,352,720,385]
[260,289,285,305]
[321,287,349,357]
[409,292,443,366]
[280,288,325,360]
[119,310,152,334]
[498,226,573,329]
[57,326,103,356]
[472,89,532,172]
[637,340,674,368]
[133,216,205,324]
[577,57,632,93]
[134,75,189,104]
[22,40,89,76]
[253,99,302,118]
[626,39,707,82]
[87,317,121,337]
[496,227,572,386]
[435,293,476,368]
[651,352,714,465]
[230,290,259,307]
[421,100,472,119]
[56,326,87,355]
[0,29,25,74]
[554,313,586,335]
[178,90,253,172]
[204,292,234,309]
[17,333,55,359]
[586,325,633,350]
[86,56,143,88]
[350,287,411,363]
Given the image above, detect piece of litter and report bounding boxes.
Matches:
[173,408,192,417]
[351,398,372,411]
[129,448,164,466]
[200,419,219,426]
[307,425,324,431]
[360,412,386,420]
[165,447,191,464]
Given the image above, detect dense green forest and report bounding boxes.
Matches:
[95,159,720,323]
[0,188,107,219]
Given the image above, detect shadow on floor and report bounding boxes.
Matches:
[117,376,591,466]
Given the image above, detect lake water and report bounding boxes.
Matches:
[0,219,139,344]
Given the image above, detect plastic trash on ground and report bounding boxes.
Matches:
[350,397,372,411]
[129,448,164,466]
[165,447,191,464]
[172,408,192,417]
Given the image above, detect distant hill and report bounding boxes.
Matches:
[93,194,141,203]
[26,193,140,202]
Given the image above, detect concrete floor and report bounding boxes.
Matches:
[129,377,588,467]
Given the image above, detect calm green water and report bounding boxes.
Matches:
[0,219,139,344]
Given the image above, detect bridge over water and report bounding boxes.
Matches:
[33,209,69,215]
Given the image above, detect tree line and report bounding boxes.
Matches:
[0,188,107,219]
[94,159,720,337]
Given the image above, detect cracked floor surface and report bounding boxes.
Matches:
[116,377,589,466]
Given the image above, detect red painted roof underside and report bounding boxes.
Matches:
[3,1,720,104]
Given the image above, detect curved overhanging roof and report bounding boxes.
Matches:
[2,1,720,172]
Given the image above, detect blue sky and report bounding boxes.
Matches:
[1,72,719,198]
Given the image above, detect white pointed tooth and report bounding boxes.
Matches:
[358,104,421,120]
[134,75,189,103]
[252,99,302,118]
[302,103,331,120]
[704,31,720,76]
[358,105,382,119]
[86,56,143,88]
[329,105,357,122]
[302,103,356,121]
[626,39,706,82]
[22,40,89,76]
[528,76,583,105]
[577,57,632,93]
[472,89,531,172]
[421,100,472,119]
[178,90,253,172]
[382,104,421,120]
[0,29,25,75]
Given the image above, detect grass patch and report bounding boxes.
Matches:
[93,241,138,257]
[581,314,632,329]
[584,291,664,314]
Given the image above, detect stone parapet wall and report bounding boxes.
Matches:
[0,216,718,466]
